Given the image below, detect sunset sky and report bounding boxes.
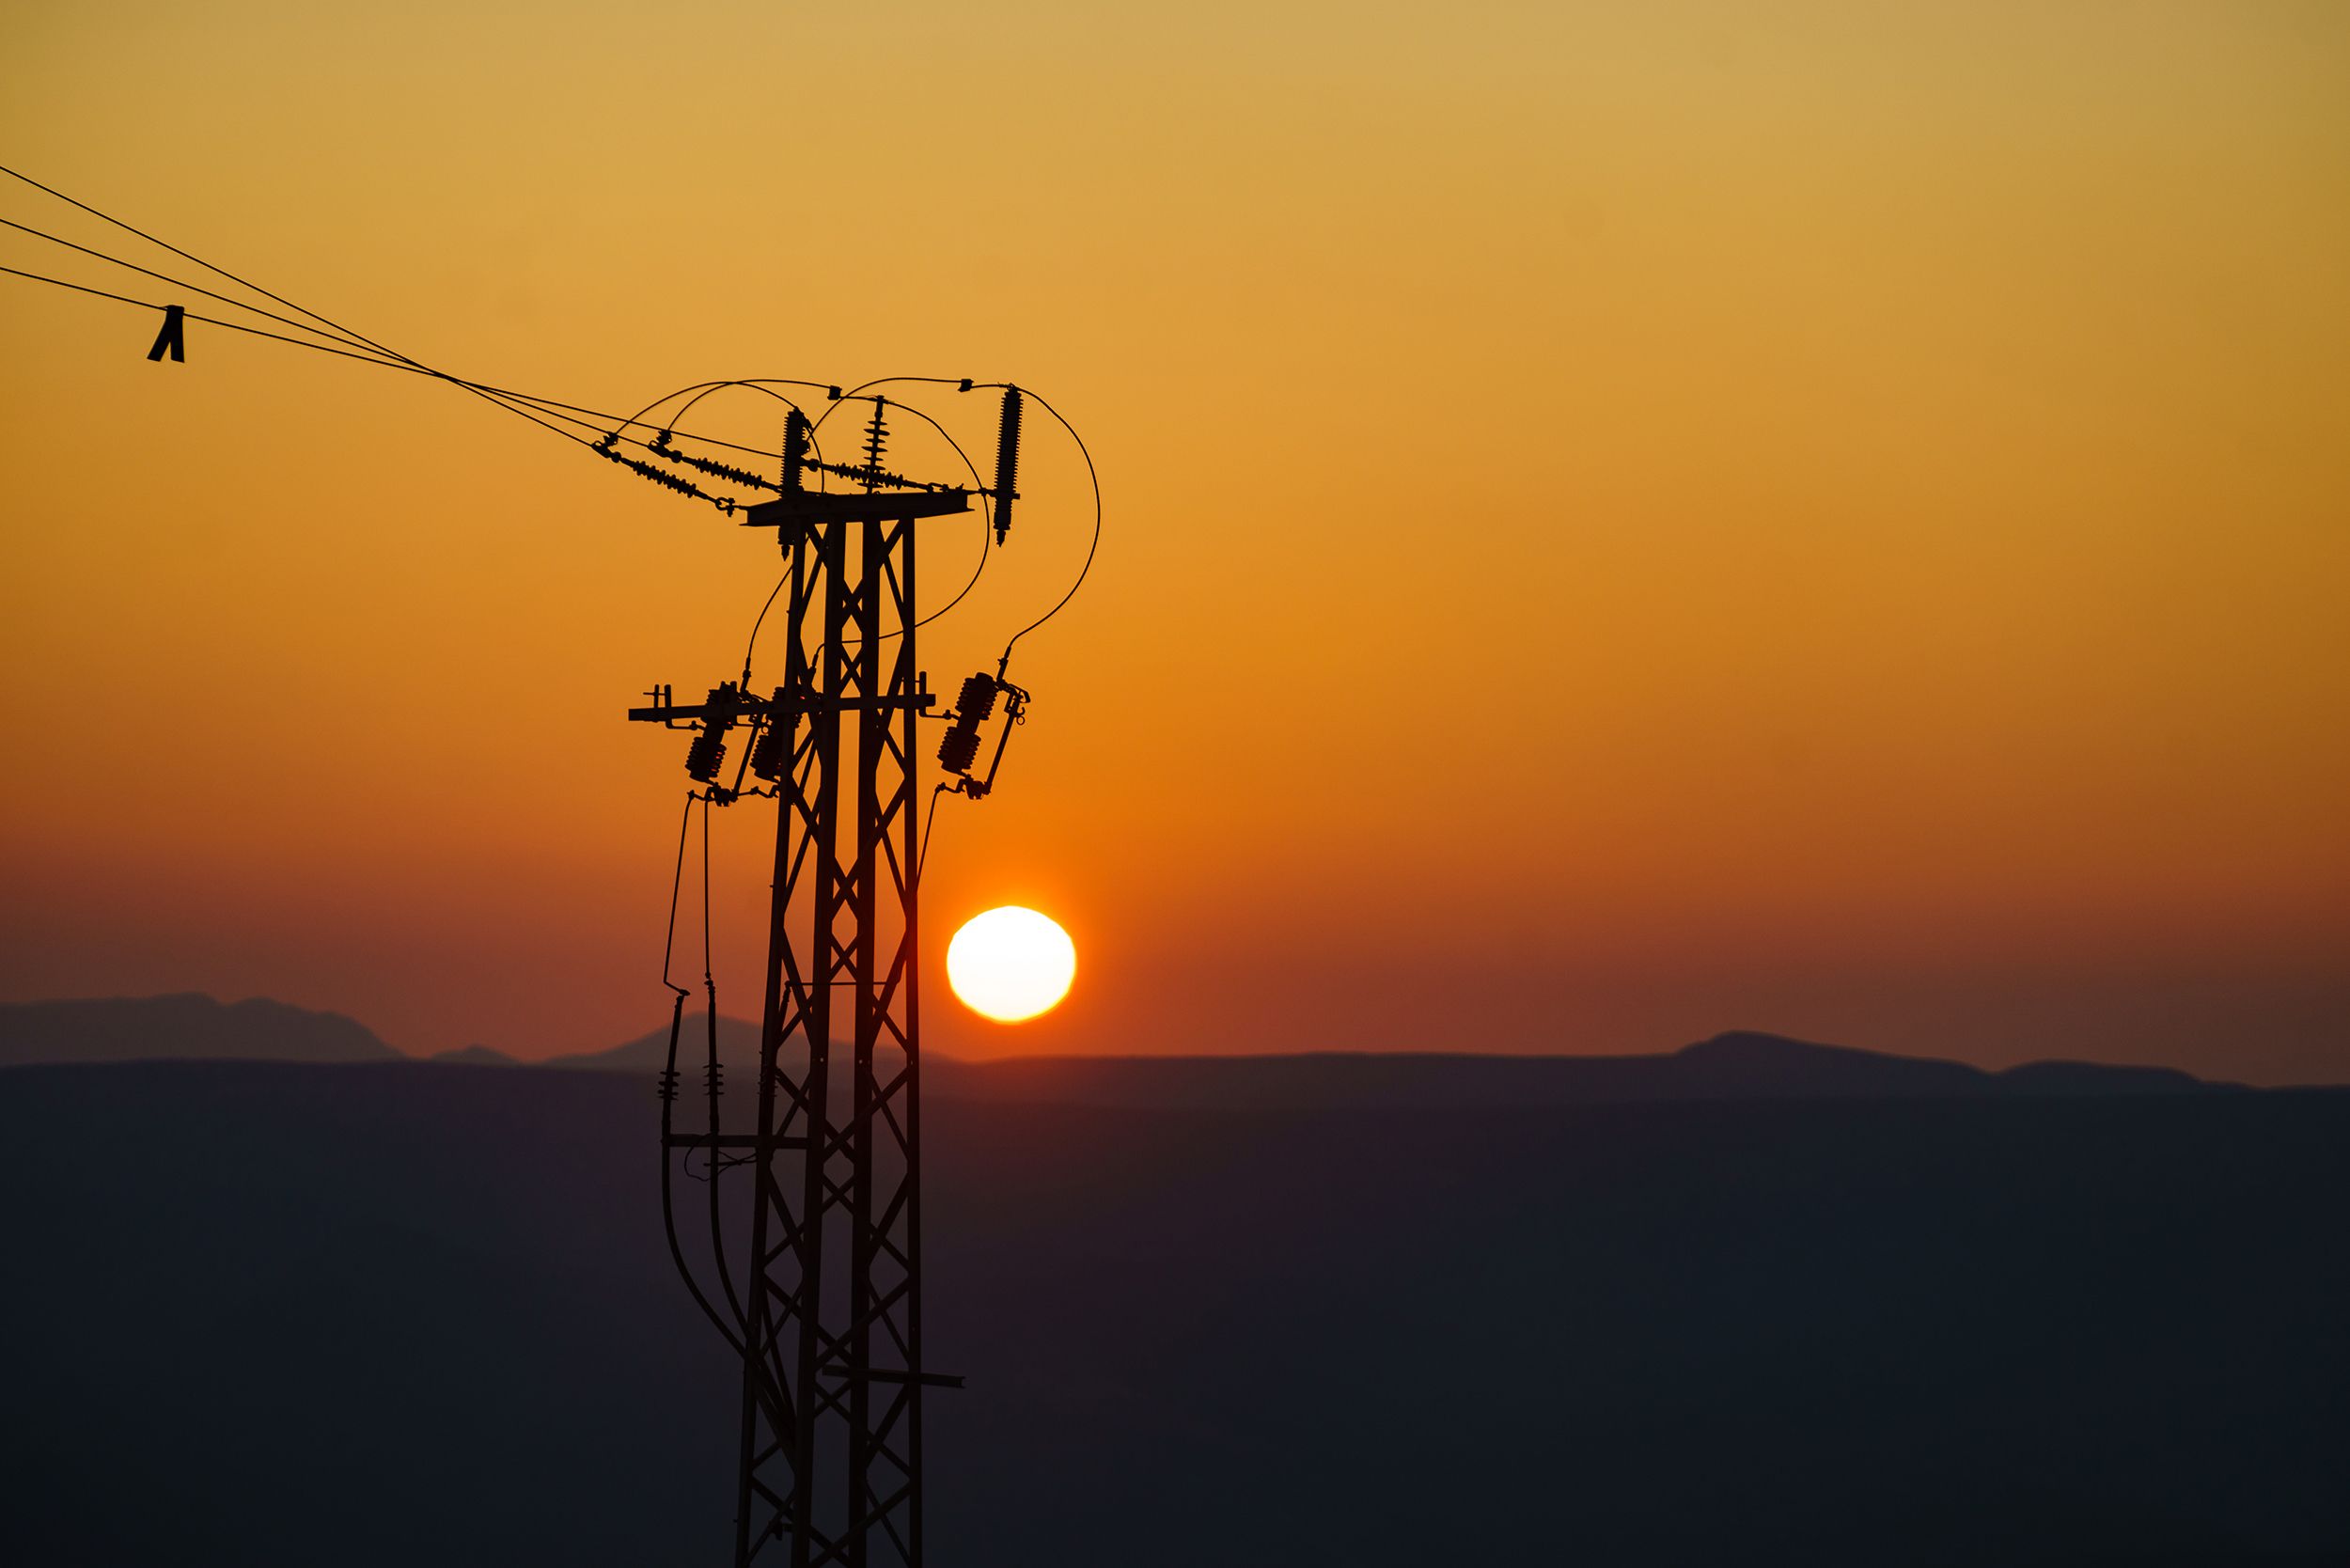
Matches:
[3,2,2344,1080]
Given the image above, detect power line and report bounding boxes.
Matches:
[0,261,603,451]
[1,257,791,479]
[3,170,1100,653]
[1,216,402,363]
[1,163,395,361]
[0,162,603,454]
[5,166,847,497]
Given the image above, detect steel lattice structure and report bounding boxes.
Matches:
[639,399,997,1567]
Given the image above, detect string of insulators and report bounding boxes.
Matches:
[595,437,732,511]
[937,672,1000,776]
[703,1061,724,1098]
[657,1066,680,1104]
[992,387,1023,545]
[684,682,742,781]
[649,431,782,494]
[858,399,889,491]
[781,410,809,493]
[749,688,798,781]
[802,456,946,493]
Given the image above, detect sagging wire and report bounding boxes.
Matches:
[697,792,751,1337]
[0,215,406,364]
[0,171,814,511]
[0,257,775,516]
[914,783,952,888]
[656,791,748,1357]
[968,383,1102,664]
[0,164,644,474]
[813,376,1099,664]
[0,164,401,364]
[0,174,1055,571]
[620,378,836,447]
[741,573,789,689]
[2,262,619,455]
[904,381,1100,884]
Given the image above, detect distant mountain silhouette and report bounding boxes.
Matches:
[0,998,2248,1104]
[0,993,398,1068]
[432,1043,519,1067]
[915,1029,2239,1109]
[542,1012,764,1075]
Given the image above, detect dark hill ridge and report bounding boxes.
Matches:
[431,1043,520,1066]
[929,1029,2233,1108]
[527,1017,2243,1105]
[542,1011,763,1074]
[0,996,2242,1102]
[0,992,397,1068]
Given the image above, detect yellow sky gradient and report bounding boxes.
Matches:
[3,1,2345,1078]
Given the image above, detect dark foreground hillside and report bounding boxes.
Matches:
[2,1061,2345,1566]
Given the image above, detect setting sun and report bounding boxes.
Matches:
[946,907,1076,1024]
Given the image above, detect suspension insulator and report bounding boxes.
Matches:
[598,438,714,502]
[781,409,809,493]
[991,387,1023,544]
[685,683,740,782]
[937,722,982,775]
[657,1067,680,1104]
[669,447,782,493]
[704,1061,724,1097]
[956,672,1000,725]
[749,692,798,782]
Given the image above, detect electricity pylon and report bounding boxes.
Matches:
[637,394,1022,1566]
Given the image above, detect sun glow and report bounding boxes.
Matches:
[946,906,1076,1023]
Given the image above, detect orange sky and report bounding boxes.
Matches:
[3,2,2345,1080]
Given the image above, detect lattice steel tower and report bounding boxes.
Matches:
[636,390,1028,1566]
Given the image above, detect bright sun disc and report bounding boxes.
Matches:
[946,906,1076,1023]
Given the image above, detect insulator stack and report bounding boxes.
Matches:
[781,409,809,493]
[703,1061,724,1098]
[597,440,724,506]
[937,724,982,775]
[665,446,784,494]
[936,671,1000,776]
[955,672,1000,724]
[806,456,939,493]
[657,1067,680,1104]
[859,399,889,491]
[991,387,1023,544]
[685,682,741,782]
[749,691,799,782]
